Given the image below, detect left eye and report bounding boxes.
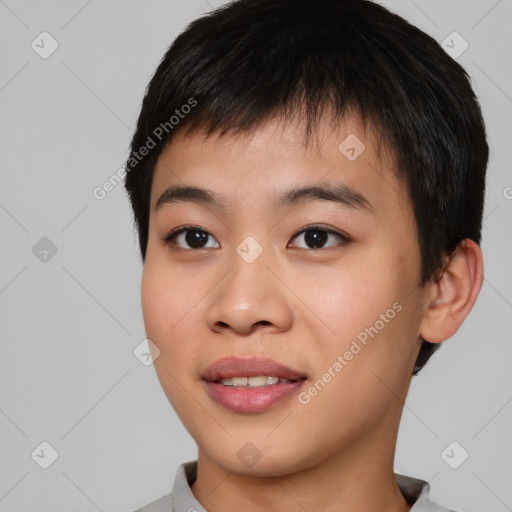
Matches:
[288,226,349,249]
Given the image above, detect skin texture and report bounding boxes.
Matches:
[141,114,483,512]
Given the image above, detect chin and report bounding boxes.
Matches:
[198,437,319,478]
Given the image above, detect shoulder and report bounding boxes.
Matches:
[133,460,199,512]
[396,474,460,512]
[133,493,173,512]
[411,500,459,512]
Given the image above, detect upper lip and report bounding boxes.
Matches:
[202,356,307,382]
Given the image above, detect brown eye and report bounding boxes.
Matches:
[289,226,350,250]
[163,226,220,250]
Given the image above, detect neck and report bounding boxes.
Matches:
[191,416,411,512]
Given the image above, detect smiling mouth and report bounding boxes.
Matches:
[202,356,308,413]
[202,356,307,383]
[216,375,301,388]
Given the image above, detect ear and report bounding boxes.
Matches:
[419,239,484,344]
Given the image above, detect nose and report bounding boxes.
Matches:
[205,244,294,336]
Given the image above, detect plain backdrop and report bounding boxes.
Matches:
[1,1,511,511]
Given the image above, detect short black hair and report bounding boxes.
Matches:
[124,0,488,374]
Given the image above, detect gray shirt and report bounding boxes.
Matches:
[134,461,456,512]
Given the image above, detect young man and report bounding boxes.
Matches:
[125,0,488,510]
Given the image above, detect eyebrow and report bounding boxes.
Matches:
[155,183,372,212]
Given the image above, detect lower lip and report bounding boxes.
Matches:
[205,380,305,413]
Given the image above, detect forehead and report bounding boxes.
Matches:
[150,114,409,216]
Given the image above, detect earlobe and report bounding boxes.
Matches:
[419,239,484,344]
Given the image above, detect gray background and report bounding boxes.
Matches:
[0,0,511,511]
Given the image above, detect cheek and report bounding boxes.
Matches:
[141,263,168,342]
[301,252,419,378]
[298,258,392,346]
[141,258,197,352]
[141,260,201,409]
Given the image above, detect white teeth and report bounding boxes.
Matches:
[231,377,248,386]
[248,376,267,387]
[217,375,294,388]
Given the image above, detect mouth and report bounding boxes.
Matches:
[215,375,299,388]
[202,356,307,384]
[202,357,307,413]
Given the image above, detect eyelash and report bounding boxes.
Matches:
[161,224,351,251]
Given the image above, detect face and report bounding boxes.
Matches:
[141,115,429,476]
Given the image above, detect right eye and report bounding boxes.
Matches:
[162,225,220,250]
